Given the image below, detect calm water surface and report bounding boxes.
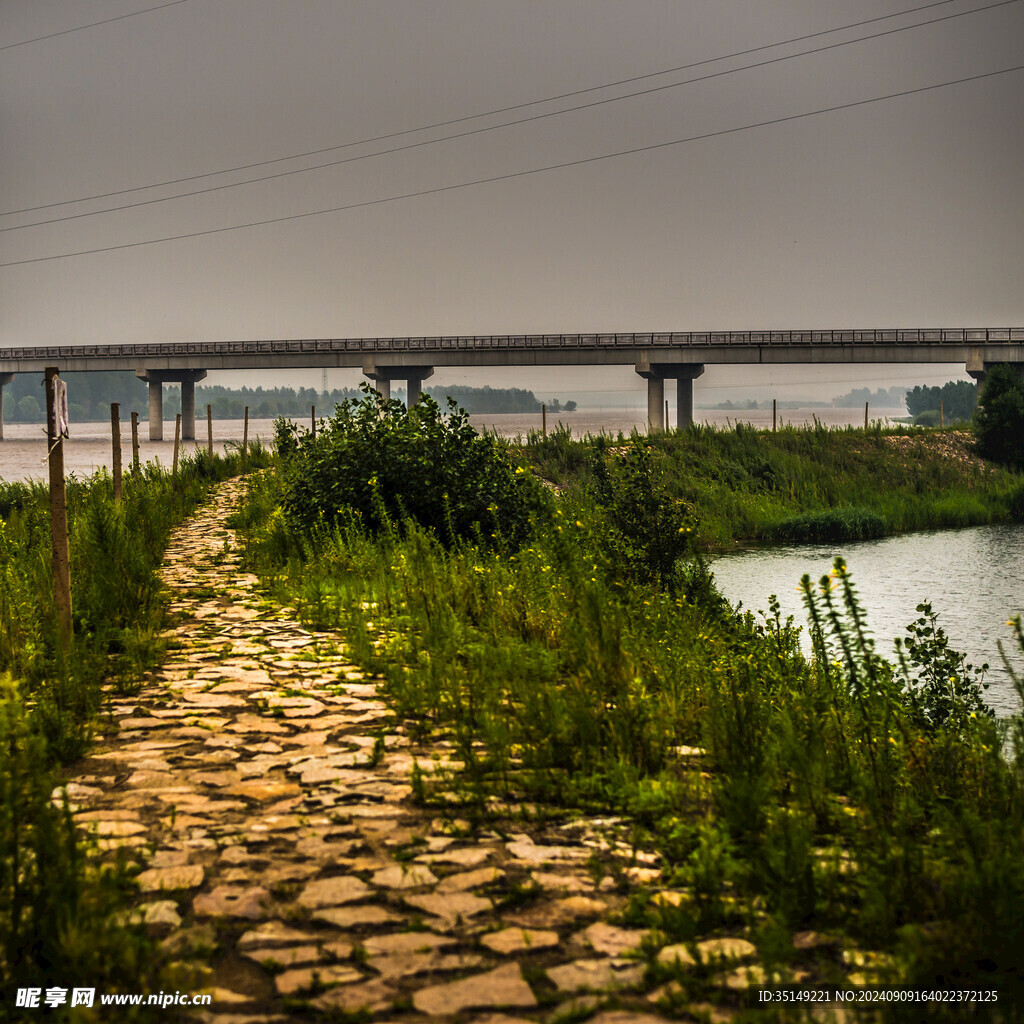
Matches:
[0,407,905,483]
[711,525,1024,716]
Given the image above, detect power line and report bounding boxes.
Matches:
[0,0,969,217]
[0,0,192,52]
[5,0,1015,235]
[3,61,1020,270]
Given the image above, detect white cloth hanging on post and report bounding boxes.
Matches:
[54,378,69,437]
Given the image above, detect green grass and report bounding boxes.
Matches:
[232,407,1024,1018]
[520,421,1023,550]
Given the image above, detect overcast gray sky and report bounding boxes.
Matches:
[2,0,1021,401]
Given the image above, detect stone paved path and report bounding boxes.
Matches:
[66,479,785,1023]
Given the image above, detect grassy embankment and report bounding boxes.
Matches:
[523,421,1024,549]
[233,399,1024,1017]
[0,446,270,1017]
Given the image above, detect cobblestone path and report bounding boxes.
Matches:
[67,479,768,1024]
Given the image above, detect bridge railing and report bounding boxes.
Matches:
[1,329,1023,362]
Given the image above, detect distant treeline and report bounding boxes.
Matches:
[832,386,907,408]
[710,399,830,411]
[1,370,147,423]
[0,373,575,422]
[905,380,977,424]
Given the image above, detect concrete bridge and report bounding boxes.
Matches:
[1,328,1022,439]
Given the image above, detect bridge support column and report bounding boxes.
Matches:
[635,359,704,431]
[0,373,13,440]
[363,361,434,409]
[181,379,196,441]
[147,380,163,441]
[678,375,695,429]
[137,368,207,441]
[646,376,664,431]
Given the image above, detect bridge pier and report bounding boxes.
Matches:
[966,350,1024,389]
[363,361,434,409]
[136,368,207,440]
[0,372,13,440]
[635,360,704,431]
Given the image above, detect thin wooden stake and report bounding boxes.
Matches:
[243,405,249,462]
[173,413,181,478]
[207,404,214,456]
[773,398,777,431]
[864,402,869,430]
[665,399,670,431]
[131,410,140,473]
[110,403,122,501]
[311,405,316,438]
[45,367,72,650]
[542,404,547,438]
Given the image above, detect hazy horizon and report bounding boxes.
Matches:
[3,1,1021,400]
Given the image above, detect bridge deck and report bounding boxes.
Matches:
[1,329,1022,373]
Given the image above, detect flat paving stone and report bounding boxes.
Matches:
[413,962,537,1016]
[135,864,205,891]
[296,874,373,908]
[480,928,560,955]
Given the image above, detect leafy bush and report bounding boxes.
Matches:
[589,437,698,585]
[973,363,1024,469]
[895,601,992,731]
[276,386,551,550]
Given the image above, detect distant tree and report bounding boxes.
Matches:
[973,364,1024,469]
[16,395,40,422]
[905,380,977,422]
[563,400,577,412]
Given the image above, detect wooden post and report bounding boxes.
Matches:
[243,405,249,461]
[131,410,140,473]
[864,402,869,430]
[110,403,122,501]
[772,398,777,431]
[172,413,181,477]
[311,405,316,438]
[939,399,944,428]
[542,404,547,438]
[207,404,213,456]
[665,399,670,431]
[44,368,72,650]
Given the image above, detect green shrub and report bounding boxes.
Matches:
[589,437,698,585]
[276,386,551,550]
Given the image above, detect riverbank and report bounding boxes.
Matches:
[521,425,1024,550]
[227,401,1024,1017]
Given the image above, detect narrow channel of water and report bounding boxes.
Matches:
[710,524,1024,716]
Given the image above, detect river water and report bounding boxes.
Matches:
[0,406,906,483]
[710,525,1024,716]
